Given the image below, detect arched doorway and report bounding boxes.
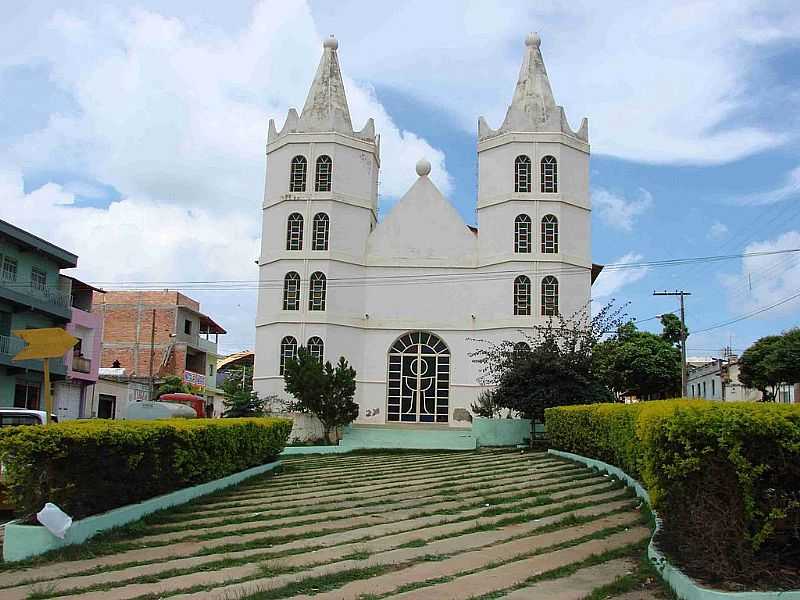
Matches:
[387,331,450,423]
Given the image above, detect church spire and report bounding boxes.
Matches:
[268,36,375,143]
[478,33,587,142]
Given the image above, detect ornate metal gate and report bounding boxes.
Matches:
[387,332,450,423]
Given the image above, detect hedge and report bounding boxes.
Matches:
[546,400,800,585]
[0,417,293,520]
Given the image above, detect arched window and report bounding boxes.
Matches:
[515,155,532,193]
[307,336,324,362]
[514,214,532,253]
[312,212,329,251]
[279,336,298,376]
[541,156,557,193]
[513,341,531,354]
[541,214,558,253]
[315,155,332,192]
[514,275,531,316]
[308,271,326,311]
[387,331,450,423]
[541,275,559,316]
[286,213,303,250]
[289,156,307,192]
[283,272,300,311]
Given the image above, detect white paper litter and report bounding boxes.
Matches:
[37,502,73,539]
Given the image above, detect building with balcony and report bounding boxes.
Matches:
[52,278,105,420]
[0,219,77,408]
[94,290,227,416]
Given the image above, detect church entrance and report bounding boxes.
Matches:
[387,332,450,423]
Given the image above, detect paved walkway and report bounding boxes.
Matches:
[0,450,656,599]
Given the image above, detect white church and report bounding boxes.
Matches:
[254,33,600,434]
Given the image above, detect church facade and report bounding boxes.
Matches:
[254,33,598,432]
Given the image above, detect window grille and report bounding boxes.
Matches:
[289,156,307,192]
[541,156,558,193]
[307,336,324,362]
[286,213,303,250]
[283,272,301,310]
[541,214,559,253]
[308,272,326,311]
[31,267,47,290]
[515,155,531,193]
[514,275,531,316]
[387,331,450,423]
[315,155,332,192]
[280,336,297,375]
[2,257,17,281]
[514,214,532,253]
[541,275,559,316]
[312,213,329,251]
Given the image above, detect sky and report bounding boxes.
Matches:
[1,0,799,357]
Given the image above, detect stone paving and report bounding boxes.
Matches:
[0,449,658,599]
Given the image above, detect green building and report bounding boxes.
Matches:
[0,219,78,408]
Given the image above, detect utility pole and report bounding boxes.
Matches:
[148,309,156,400]
[653,290,691,397]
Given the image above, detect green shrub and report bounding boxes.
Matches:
[0,417,292,520]
[546,400,800,584]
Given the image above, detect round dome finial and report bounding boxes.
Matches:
[323,35,338,50]
[416,158,431,177]
[525,32,541,48]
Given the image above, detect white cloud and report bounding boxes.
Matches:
[592,188,653,232]
[708,221,729,240]
[721,230,800,315]
[311,0,795,165]
[592,252,650,299]
[736,165,800,205]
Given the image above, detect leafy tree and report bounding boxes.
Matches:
[156,375,195,398]
[222,366,267,417]
[283,348,359,444]
[470,301,624,423]
[660,313,688,347]
[470,389,509,418]
[594,321,681,399]
[739,330,800,401]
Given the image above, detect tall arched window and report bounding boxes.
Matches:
[312,212,329,251]
[279,336,298,375]
[541,214,558,253]
[289,156,307,192]
[315,155,332,192]
[387,331,450,423]
[514,214,532,253]
[283,272,300,310]
[541,275,559,316]
[541,156,557,193]
[514,275,531,316]
[307,336,324,362]
[286,213,303,250]
[308,272,326,311]
[515,155,532,193]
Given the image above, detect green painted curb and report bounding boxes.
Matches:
[548,449,800,600]
[2,460,282,562]
[281,445,348,455]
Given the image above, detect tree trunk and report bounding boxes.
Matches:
[322,425,332,445]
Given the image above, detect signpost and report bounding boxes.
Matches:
[12,328,79,423]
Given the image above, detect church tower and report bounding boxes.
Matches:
[254,36,380,403]
[476,33,592,321]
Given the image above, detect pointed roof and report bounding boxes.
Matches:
[268,36,375,143]
[367,159,477,263]
[478,33,588,142]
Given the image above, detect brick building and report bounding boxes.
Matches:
[93,290,227,414]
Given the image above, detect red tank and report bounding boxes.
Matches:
[158,393,206,418]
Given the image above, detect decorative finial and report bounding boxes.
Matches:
[323,35,338,50]
[525,32,541,48]
[416,158,431,177]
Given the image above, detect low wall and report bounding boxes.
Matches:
[3,461,281,562]
[473,417,532,446]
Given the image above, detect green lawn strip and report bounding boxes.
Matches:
[142,468,595,537]
[2,489,632,593]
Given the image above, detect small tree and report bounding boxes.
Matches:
[156,375,195,398]
[660,313,688,347]
[739,330,800,402]
[283,348,359,444]
[222,366,267,417]
[470,389,508,418]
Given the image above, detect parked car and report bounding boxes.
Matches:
[125,400,197,420]
[0,408,58,511]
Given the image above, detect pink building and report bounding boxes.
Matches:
[53,278,104,420]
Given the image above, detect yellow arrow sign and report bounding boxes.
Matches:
[12,328,78,361]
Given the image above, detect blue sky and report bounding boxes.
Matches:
[1,1,799,355]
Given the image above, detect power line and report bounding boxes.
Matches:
[692,289,800,334]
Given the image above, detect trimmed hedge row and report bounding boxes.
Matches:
[546,400,800,584]
[0,417,293,520]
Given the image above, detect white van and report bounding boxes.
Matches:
[0,408,58,427]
